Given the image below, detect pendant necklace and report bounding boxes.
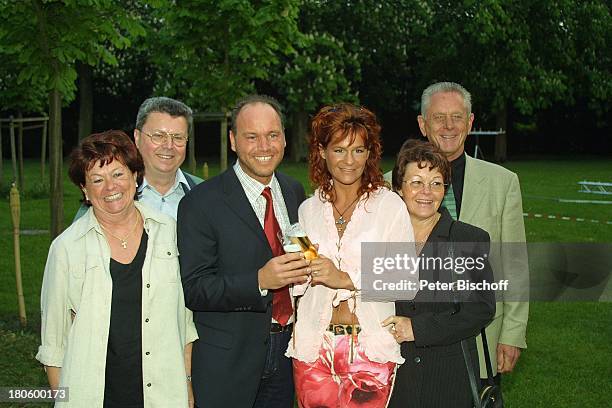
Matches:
[100,212,141,249]
[331,195,360,233]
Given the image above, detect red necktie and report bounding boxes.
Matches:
[261,187,293,326]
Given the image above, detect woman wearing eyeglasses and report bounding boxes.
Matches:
[285,104,416,408]
[384,139,495,408]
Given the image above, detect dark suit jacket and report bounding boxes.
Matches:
[177,167,305,408]
[389,208,496,408]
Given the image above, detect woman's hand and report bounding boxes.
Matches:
[382,316,414,343]
[308,255,355,290]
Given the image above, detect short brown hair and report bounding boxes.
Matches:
[309,103,384,202]
[69,130,145,205]
[391,139,451,192]
[230,94,285,134]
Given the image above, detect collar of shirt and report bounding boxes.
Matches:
[138,169,189,196]
[137,169,189,220]
[74,201,171,240]
[232,161,290,232]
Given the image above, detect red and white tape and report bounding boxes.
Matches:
[523,212,612,225]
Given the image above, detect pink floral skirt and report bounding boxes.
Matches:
[293,332,397,408]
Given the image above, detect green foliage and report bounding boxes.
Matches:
[0,0,146,104]
[416,0,611,122]
[272,31,360,113]
[299,0,429,113]
[154,0,301,111]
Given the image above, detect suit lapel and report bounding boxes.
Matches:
[277,173,298,223]
[221,168,269,247]
[460,155,487,224]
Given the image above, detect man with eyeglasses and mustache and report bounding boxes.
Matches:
[386,82,528,396]
[75,97,203,221]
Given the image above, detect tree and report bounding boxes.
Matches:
[414,0,611,161]
[0,0,145,238]
[153,0,301,169]
[271,32,361,161]
[299,0,429,114]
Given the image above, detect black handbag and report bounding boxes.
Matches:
[448,222,504,408]
[460,328,504,408]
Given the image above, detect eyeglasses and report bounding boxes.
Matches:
[429,113,466,126]
[404,180,447,193]
[141,130,189,147]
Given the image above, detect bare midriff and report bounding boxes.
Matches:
[329,300,360,325]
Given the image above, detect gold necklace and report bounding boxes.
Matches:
[415,213,441,254]
[331,195,360,233]
[100,212,141,249]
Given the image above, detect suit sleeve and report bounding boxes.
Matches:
[498,173,529,348]
[412,229,496,347]
[177,192,270,313]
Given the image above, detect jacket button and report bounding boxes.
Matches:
[145,318,149,323]
[145,351,150,355]
[414,357,421,363]
[146,383,151,387]
[167,251,171,256]
[146,284,150,288]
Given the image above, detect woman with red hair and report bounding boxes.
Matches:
[286,104,416,407]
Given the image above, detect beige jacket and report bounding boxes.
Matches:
[460,155,529,377]
[36,202,198,407]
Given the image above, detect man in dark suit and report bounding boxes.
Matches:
[178,95,310,408]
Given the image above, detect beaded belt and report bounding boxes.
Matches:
[327,323,362,336]
[270,322,293,334]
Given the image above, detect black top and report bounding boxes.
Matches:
[449,153,466,216]
[104,232,148,408]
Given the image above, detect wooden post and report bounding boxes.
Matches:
[18,113,25,191]
[10,116,18,188]
[220,113,228,172]
[41,118,48,181]
[10,183,27,327]
[189,121,196,175]
[202,162,209,180]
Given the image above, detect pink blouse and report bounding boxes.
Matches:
[286,187,416,364]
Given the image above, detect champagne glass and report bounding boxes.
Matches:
[280,223,318,260]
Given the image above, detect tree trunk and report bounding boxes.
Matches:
[77,62,93,140]
[220,113,228,172]
[290,110,309,163]
[49,89,64,239]
[494,103,508,163]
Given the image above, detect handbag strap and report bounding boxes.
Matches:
[480,327,495,385]
[448,221,487,408]
[461,337,483,408]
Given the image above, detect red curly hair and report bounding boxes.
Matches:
[308,103,384,202]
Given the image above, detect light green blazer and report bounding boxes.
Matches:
[460,155,529,377]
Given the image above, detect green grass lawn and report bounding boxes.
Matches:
[1,157,611,407]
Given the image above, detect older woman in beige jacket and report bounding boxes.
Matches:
[36,130,197,407]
